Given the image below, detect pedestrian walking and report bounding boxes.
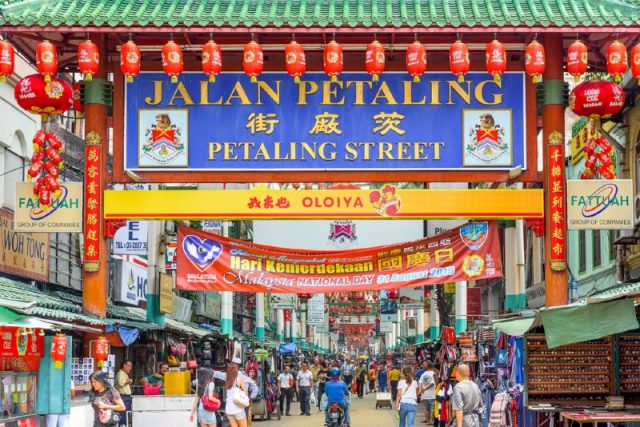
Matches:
[277,365,294,416]
[418,363,436,424]
[389,365,402,402]
[296,362,313,416]
[225,362,250,427]
[367,365,377,394]
[354,362,367,399]
[90,371,126,427]
[115,360,133,426]
[377,365,388,393]
[452,364,484,427]
[317,362,330,411]
[190,368,220,427]
[341,359,354,390]
[395,367,418,427]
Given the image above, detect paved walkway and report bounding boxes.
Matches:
[252,391,399,427]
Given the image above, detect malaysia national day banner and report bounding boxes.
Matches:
[177,221,502,293]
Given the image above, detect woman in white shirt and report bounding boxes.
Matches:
[225,363,249,427]
[395,367,418,427]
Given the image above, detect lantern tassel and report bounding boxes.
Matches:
[457,75,464,83]
[0,76,5,83]
[127,76,134,83]
[372,74,379,82]
[85,74,93,82]
[208,75,216,83]
[171,75,178,84]
[615,75,622,83]
[251,75,257,83]
[53,360,63,369]
[98,360,105,368]
[331,75,338,83]
[294,76,300,84]
[44,75,51,82]
[413,75,420,83]
[574,75,580,83]
[493,73,501,84]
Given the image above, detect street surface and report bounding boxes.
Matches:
[253,392,399,427]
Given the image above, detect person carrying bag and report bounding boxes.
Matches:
[190,368,220,427]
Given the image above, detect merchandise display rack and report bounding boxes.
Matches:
[618,334,640,405]
[525,334,613,406]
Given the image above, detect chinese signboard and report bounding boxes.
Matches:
[14,182,83,233]
[307,294,325,325]
[113,221,149,255]
[0,210,49,281]
[125,72,526,173]
[548,132,566,271]
[84,137,102,271]
[105,187,544,220]
[0,327,44,357]
[177,221,503,293]
[567,180,634,230]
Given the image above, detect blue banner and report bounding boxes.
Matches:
[125,72,525,171]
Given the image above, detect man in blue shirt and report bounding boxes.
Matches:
[324,367,350,426]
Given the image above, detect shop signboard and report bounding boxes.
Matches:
[0,210,49,281]
[202,220,223,235]
[113,221,149,255]
[177,221,503,293]
[399,286,424,309]
[467,287,482,320]
[307,294,325,325]
[379,322,394,333]
[567,179,634,230]
[14,182,83,232]
[0,327,44,357]
[159,273,174,314]
[444,282,456,294]
[123,72,526,179]
[114,259,148,305]
[164,233,177,270]
[380,290,398,323]
[270,294,297,309]
[104,187,544,220]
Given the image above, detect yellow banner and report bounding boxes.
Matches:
[104,188,543,220]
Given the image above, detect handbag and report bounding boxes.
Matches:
[233,380,250,408]
[441,326,456,345]
[187,340,198,370]
[98,408,120,426]
[202,382,221,411]
[461,347,478,362]
[459,332,474,348]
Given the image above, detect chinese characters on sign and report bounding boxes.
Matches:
[84,133,102,271]
[548,131,566,271]
[0,327,44,357]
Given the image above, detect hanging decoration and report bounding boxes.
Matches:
[323,40,343,83]
[243,40,264,83]
[449,40,470,83]
[485,39,506,83]
[298,293,312,301]
[365,39,385,82]
[77,39,99,81]
[406,40,426,83]
[120,40,141,83]
[631,43,640,85]
[27,130,64,208]
[36,40,57,82]
[51,334,67,369]
[547,131,566,271]
[14,74,73,121]
[607,40,628,83]
[284,40,306,84]
[524,218,544,237]
[73,82,84,113]
[579,135,616,180]
[162,40,183,83]
[202,40,222,83]
[95,336,109,368]
[525,39,545,84]
[0,39,15,83]
[567,39,588,82]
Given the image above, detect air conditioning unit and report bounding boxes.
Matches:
[614,229,637,245]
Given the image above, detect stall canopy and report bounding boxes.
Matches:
[493,298,639,348]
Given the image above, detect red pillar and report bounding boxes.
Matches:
[82,34,109,317]
[542,34,568,307]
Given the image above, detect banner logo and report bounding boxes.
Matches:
[462,255,486,277]
[328,220,357,248]
[141,111,187,166]
[370,185,402,217]
[460,222,488,250]
[182,235,222,272]
[580,183,619,218]
[463,109,513,166]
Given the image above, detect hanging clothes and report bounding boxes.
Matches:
[476,378,495,427]
[489,392,512,427]
[508,337,524,385]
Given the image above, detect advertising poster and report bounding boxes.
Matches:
[307,294,325,325]
[399,286,424,309]
[177,221,503,293]
[380,290,398,323]
[567,180,634,230]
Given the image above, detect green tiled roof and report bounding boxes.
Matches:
[0,0,638,28]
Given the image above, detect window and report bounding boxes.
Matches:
[593,230,602,268]
[578,230,586,273]
[609,230,616,262]
[2,148,25,210]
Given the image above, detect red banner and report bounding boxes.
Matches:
[84,142,101,271]
[0,327,44,358]
[548,132,567,271]
[466,287,482,319]
[177,221,503,293]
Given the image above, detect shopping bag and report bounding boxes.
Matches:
[310,391,317,406]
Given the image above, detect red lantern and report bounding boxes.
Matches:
[95,336,109,368]
[120,40,141,83]
[36,40,57,82]
[486,39,506,83]
[450,40,470,83]
[243,41,264,83]
[78,39,99,81]
[631,43,640,85]
[406,41,426,83]
[202,40,222,83]
[51,334,67,369]
[569,79,625,120]
[525,40,545,84]
[73,82,84,113]
[285,41,306,84]
[365,40,385,82]
[567,39,588,82]
[298,293,312,301]
[162,41,183,83]
[607,40,628,83]
[328,316,335,324]
[14,74,73,120]
[324,40,343,83]
[0,39,15,83]
[387,289,399,300]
